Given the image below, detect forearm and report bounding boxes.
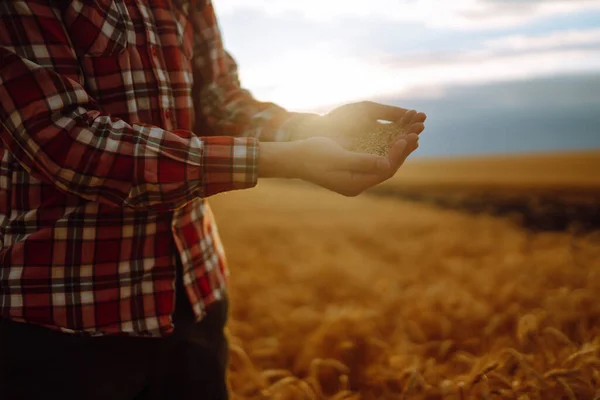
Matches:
[0,46,258,211]
[199,85,323,142]
[257,142,297,178]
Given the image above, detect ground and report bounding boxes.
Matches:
[210,151,600,400]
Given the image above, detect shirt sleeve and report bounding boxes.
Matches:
[189,1,320,142]
[0,45,259,212]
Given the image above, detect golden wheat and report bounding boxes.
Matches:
[210,180,600,400]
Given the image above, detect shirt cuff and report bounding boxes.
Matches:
[190,136,259,197]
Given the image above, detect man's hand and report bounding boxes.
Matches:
[291,101,426,147]
[259,133,419,197]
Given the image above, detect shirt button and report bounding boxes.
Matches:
[165,109,171,119]
[151,45,157,56]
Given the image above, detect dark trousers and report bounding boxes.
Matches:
[0,258,230,400]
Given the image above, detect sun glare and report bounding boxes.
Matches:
[239,44,600,112]
[218,0,600,112]
[240,46,411,112]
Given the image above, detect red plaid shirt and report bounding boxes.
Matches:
[0,0,300,337]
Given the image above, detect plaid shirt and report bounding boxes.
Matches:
[0,0,301,337]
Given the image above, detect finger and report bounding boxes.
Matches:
[396,109,417,127]
[406,122,425,135]
[362,101,410,121]
[402,133,420,158]
[388,139,409,171]
[333,150,391,173]
[412,112,427,124]
[402,133,420,154]
[388,134,418,171]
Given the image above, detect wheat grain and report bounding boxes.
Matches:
[348,122,406,157]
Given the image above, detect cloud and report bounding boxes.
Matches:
[482,0,595,5]
[385,73,600,156]
[239,30,600,111]
[214,2,600,111]
[484,28,600,51]
[212,1,600,157]
[453,0,600,29]
[213,0,600,30]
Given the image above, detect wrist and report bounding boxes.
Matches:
[258,142,298,179]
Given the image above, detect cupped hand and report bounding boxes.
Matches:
[289,133,419,197]
[298,101,426,147]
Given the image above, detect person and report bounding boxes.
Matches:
[0,1,426,399]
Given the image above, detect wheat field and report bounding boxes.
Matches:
[210,153,600,400]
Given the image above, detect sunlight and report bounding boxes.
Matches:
[217,0,600,112]
[240,44,411,111]
[240,44,600,112]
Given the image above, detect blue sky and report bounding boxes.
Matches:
[214,0,600,156]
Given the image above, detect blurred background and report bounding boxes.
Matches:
[210,3,600,398]
[214,0,600,157]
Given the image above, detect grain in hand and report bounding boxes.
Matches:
[348,122,406,157]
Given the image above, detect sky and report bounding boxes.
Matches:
[213,0,600,156]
